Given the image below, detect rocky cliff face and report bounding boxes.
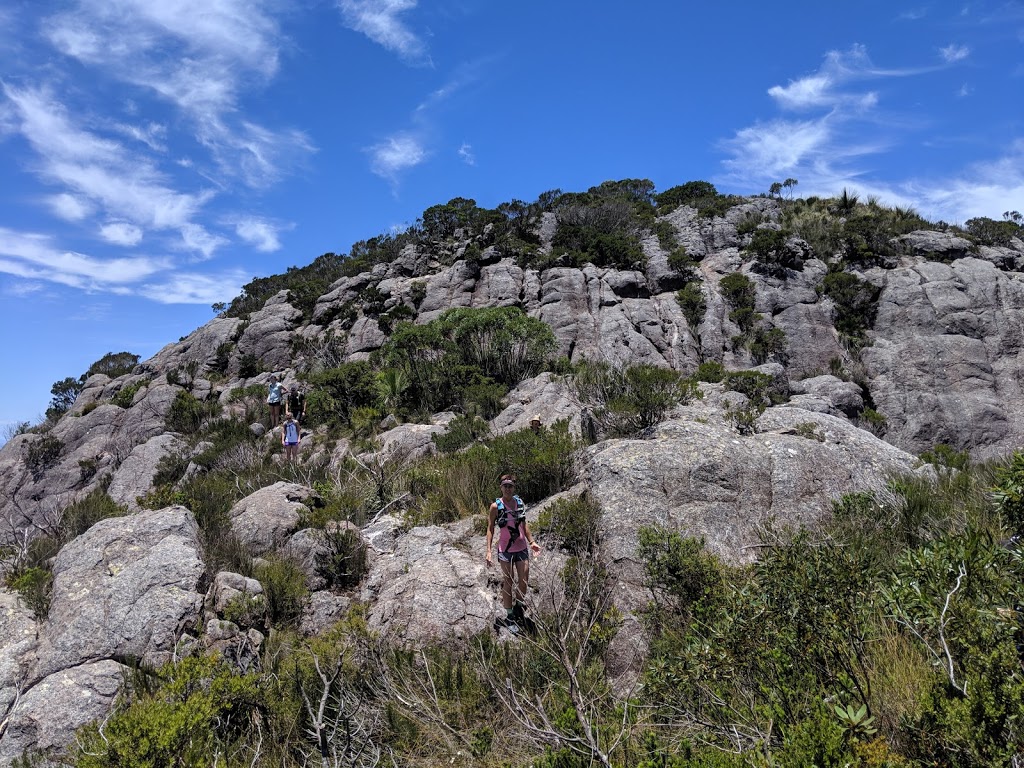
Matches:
[1,194,1022,760]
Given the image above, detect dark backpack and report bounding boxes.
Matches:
[287,390,304,414]
[495,495,526,549]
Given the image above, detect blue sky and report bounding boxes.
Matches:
[1,0,1022,435]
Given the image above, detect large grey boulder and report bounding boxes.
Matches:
[33,505,205,679]
[235,291,302,373]
[0,591,38,735]
[586,404,923,597]
[0,660,125,764]
[492,372,583,436]
[228,482,322,556]
[891,230,974,263]
[863,257,1024,457]
[107,433,187,511]
[364,521,493,643]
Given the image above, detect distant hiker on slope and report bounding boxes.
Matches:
[286,384,306,425]
[485,473,541,633]
[281,412,300,462]
[267,375,285,428]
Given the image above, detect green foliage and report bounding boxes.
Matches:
[110,381,144,408]
[165,390,221,435]
[223,251,349,320]
[409,420,579,524]
[314,525,369,589]
[655,181,739,218]
[965,215,1021,247]
[60,489,126,540]
[675,282,707,334]
[376,307,554,415]
[920,443,970,473]
[747,325,788,365]
[992,449,1024,532]
[666,246,696,278]
[5,567,52,619]
[821,267,881,344]
[72,655,267,768]
[47,376,83,419]
[573,361,699,438]
[85,351,140,379]
[719,271,756,313]
[26,434,63,480]
[238,352,262,378]
[694,361,726,383]
[431,413,491,454]
[723,370,778,409]
[305,360,378,427]
[638,526,723,623]
[536,492,602,555]
[253,556,309,626]
[745,227,802,277]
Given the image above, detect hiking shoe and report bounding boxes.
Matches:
[506,621,521,635]
[512,602,525,621]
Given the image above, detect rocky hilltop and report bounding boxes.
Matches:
[1,184,1023,764]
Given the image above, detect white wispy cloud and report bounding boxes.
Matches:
[940,44,970,62]
[367,133,427,182]
[907,140,1024,222]
[99,221,143,246]
[42,0,312,188]
[138,269,248,304]
[458,142,475,166]
[2,84,221,256]
[234,216,285,252]
[337,0,428,63]
[0,227,169,289]
[47,193,93,221]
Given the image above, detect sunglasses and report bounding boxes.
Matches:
[501,481,515,487]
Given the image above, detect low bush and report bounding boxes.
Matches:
[574,361,699,438]
[60,489,126,540]
[165,391,221,435]
[26,434,63,481]
[676,282,707,333]
[694,361,726,383]
[432,414,491,454]
[254,556,309,626]
[110,382,143,408]
[536,493,602,555]
[314,526,369,589]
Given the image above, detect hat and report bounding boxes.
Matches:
[530,415,542,423]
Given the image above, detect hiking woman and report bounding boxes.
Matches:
[486,474,541,629]
[267,376,285,428]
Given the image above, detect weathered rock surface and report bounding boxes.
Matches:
[228,482,322,556]
[0,660,126,764]
[364,521,493,643]
[863,257,1024,457]
[33,505,205,679]
[586,401,924,602]
[107,432,187,511]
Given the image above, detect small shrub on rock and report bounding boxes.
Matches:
[536,493,602,555]
[254,556,309,626]
[314,526,369,590]
[574,361,699,438]
[26,434,63,480]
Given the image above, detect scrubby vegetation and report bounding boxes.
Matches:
[12,179,1024,767]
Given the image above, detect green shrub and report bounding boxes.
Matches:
[694,361,725,383]
[26,435,63,480]
[72,655,267,768]
[965,216,1020,247]
[110,381,143,408]
[5,567,52,619]
[723,370,778,409]
[305,360,378,427]
[432,414,491,454]
[253,556,309,626]
[745,227,802,276]
[536,493,602,555]
[667,246,696,279]
[85,351,139,379]
[80,402,99,416]
[165,390,221,435]
[638,526,724,624]
[238,352,262,378]
[676,282,707,334]
[574,361,699,438]
[747,325,788,365]
[821,268,880,344]
[60,489,126,540]
[314,526,369,589]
